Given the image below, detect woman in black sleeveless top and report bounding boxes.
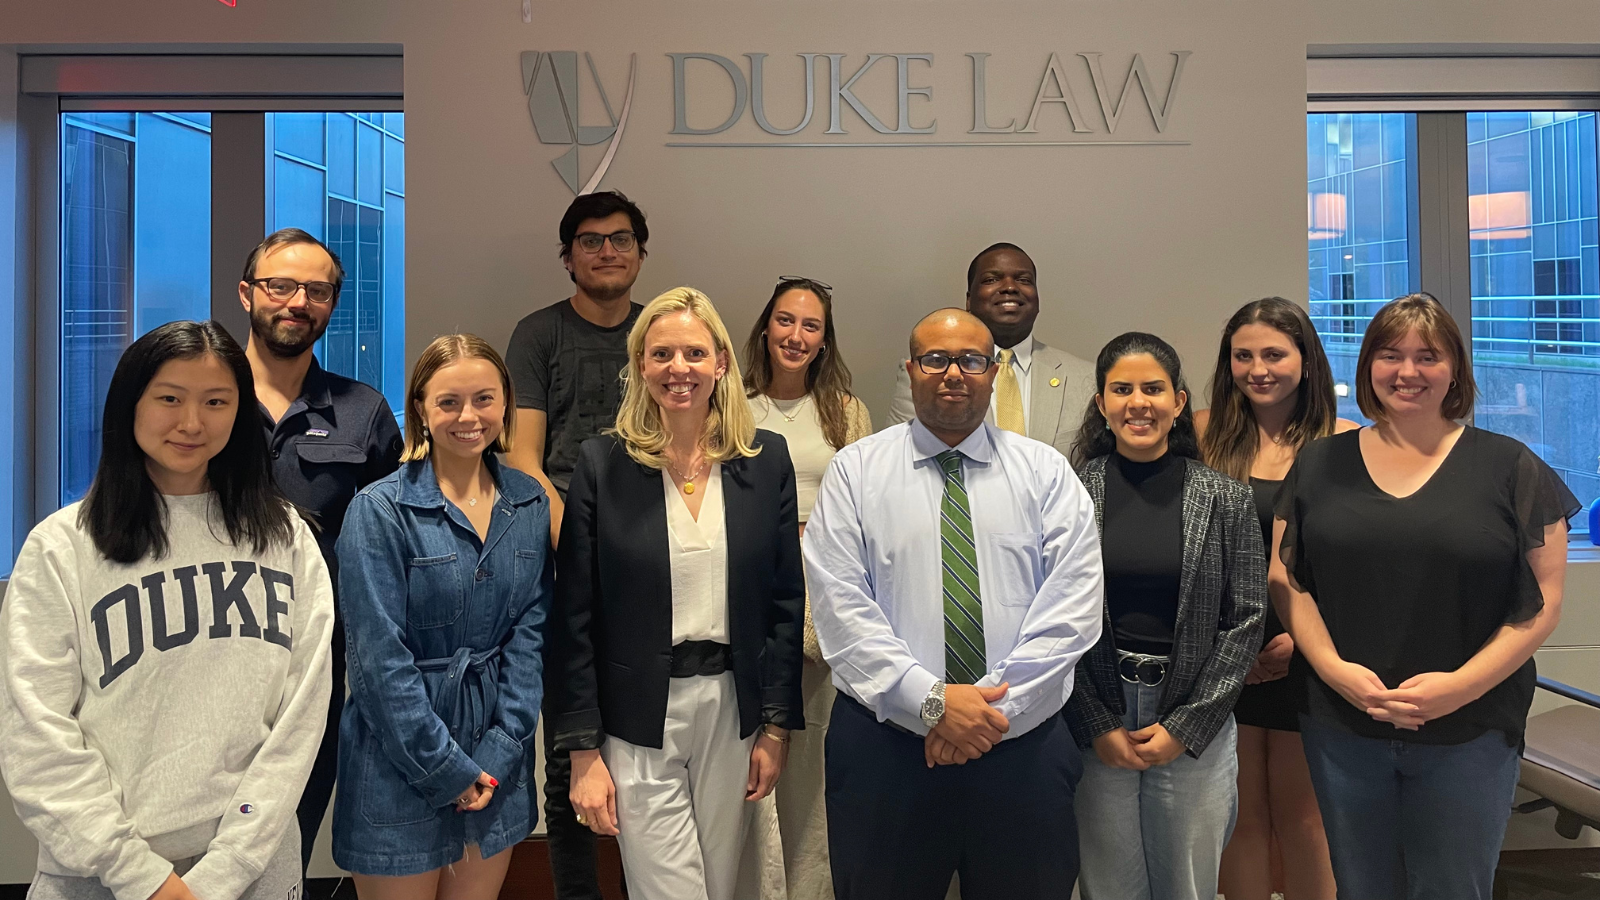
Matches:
[1196,298,1354,900]
[1275,295,1576,900]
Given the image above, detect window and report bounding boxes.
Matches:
[1469,112,1600,518]
[1307,109,1600,537]
[59,112,212,503]
[267,112,406,414]
[57,111,404,508]
[1306,113,1419,424]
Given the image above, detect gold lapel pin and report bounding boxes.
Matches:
[1050,377,1061,387]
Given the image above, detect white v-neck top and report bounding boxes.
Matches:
[663,462,729,644]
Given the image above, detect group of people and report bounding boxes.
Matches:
[0,187,1578,900]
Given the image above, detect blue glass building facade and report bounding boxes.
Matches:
[57,111,405,506]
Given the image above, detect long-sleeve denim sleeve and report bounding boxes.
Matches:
[337,492,480,809]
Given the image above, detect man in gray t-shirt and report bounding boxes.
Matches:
[506,297,639,497]
[505,190,648,537]
[504,189,648,900]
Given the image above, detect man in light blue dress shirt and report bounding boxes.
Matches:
[804,309,1105,900]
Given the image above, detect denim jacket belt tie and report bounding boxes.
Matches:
[416,645,502,757]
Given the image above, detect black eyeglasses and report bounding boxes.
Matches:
[573,231,638,253]
[249,277,338,305]
[915,351,995,375]
[777,275,832,297]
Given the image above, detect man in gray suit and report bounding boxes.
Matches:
[888,243,1096,457]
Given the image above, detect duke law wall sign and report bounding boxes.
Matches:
[521,50,1191,194]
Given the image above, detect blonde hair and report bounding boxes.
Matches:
[612,287,760,468]
[402,334,517,462]
[1355,293,1477,423]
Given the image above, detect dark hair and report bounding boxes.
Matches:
[965,242,1032,290]
[240,227,344,298]
[1200,298,1339,481]
[79,320,294,564]
[742,278,858,450]
[1070,331,1201,468]
[558,189,650,279]
[1355,292,1477,422]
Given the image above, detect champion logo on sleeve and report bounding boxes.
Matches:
[239,803,256,814]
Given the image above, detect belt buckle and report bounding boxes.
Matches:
[1117,653,1167,687]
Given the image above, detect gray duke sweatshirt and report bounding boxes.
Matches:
[0,494,333,900]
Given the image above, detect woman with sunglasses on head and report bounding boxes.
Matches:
[740,276,872,900]
[332,335,551,898]
[1273,294,1576,900]
[1066,332,1265,900]
[1196,298,1355,900]
[0,320,332,900]
[550,287,805,900]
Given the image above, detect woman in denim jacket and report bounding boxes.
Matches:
[333,335,552,897]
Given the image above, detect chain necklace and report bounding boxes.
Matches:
[668,454,709,494]
[771,393,810,424]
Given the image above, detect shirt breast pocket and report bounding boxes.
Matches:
[406,553,464,628]
[986,533,1042,607]
[294,441,368,503]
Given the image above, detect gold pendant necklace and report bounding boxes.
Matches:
[669,456,708,494]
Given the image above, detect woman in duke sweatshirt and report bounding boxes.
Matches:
[0,320,333,900]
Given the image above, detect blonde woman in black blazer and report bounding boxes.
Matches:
[547,287,805,900]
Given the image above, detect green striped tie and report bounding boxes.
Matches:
[937,449,986,683]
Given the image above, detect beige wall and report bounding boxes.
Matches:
[3,0,1600,882]
[5,0,1308,424]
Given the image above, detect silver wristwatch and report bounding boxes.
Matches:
[921,681,947,729]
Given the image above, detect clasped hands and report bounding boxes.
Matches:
[924,683,1010,767]
[1092,722,1187,770]
[1322,659,1474,731]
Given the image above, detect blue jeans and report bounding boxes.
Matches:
[1300,715,1520,900]
[1075,679,1238,900]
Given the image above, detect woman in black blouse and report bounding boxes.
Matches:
[1273,293,1577,900]
[1066,332,1265,900]
[1196,298,1355,900]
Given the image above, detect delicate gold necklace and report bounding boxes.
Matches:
[668,454,708,494]
[772,394,809,423]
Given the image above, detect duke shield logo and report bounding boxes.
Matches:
[520,52,637,194]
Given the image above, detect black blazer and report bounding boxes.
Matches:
[1064,456,1266,756]
[548,430,805,751]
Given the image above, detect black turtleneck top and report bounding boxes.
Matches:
[1102,451,1185,656]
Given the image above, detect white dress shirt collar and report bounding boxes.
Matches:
[1001,332,1034,374]
[909,417,995,465]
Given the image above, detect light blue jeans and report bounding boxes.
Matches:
[1074,679,1239,900]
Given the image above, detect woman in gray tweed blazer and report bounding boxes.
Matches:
[1064,332,1266,900]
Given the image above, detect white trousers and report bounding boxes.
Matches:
[602,672,755,900]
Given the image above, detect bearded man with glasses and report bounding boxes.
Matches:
[504,189,650,900]
[236,227,406,873]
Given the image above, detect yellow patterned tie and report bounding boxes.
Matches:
[995,348,1025,435]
